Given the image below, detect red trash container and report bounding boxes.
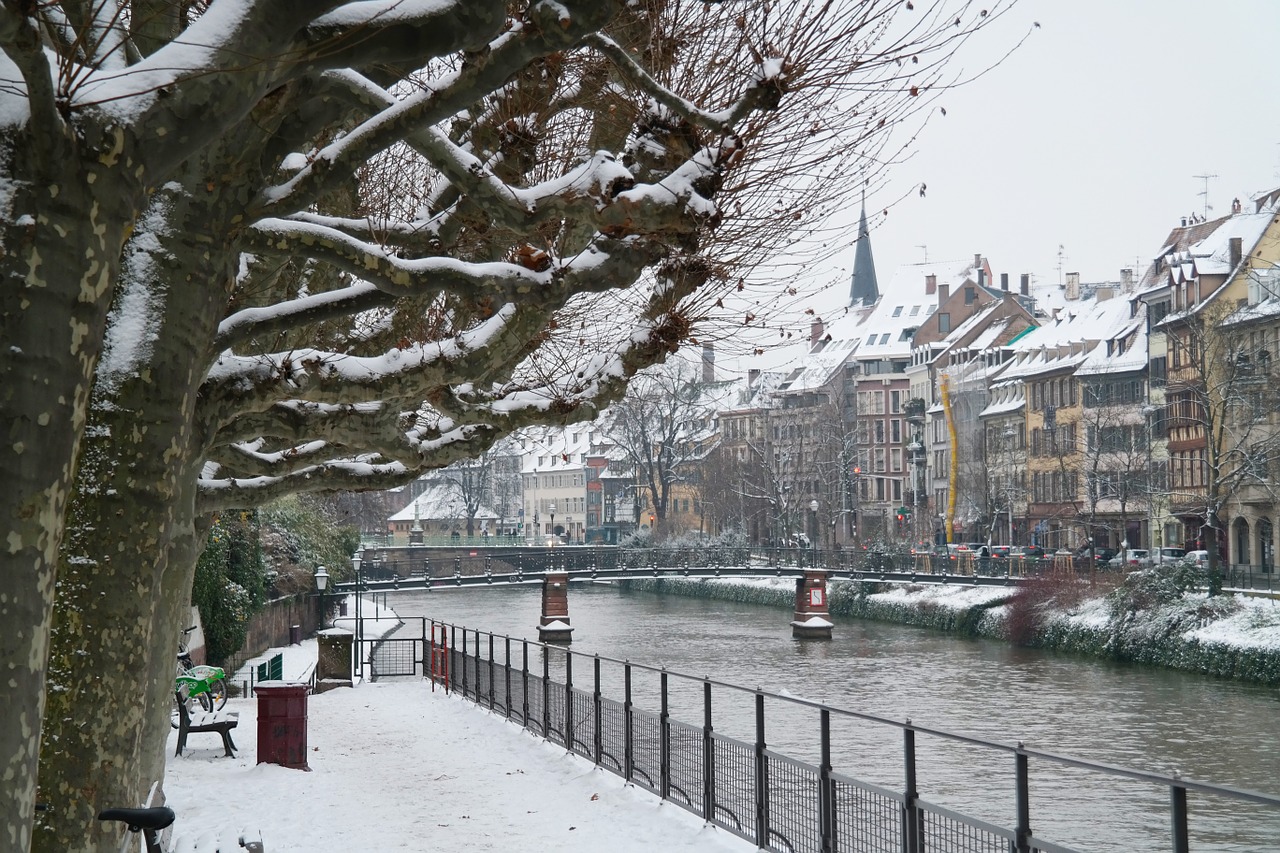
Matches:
[256,681,310,770]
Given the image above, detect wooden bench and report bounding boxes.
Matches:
[174,690,238,757]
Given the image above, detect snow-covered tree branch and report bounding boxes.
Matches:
[0,3,1022,851]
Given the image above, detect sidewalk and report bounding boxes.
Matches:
[166,599,753,852]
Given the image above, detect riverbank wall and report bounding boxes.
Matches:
[620,576,1280,685]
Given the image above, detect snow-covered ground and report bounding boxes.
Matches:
[165,598,754,853]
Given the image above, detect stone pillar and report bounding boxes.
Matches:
[315,628,354,693]
[538,572,574,644]
[791,570,833,639]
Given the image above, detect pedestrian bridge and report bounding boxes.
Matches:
[332,546,1034,643]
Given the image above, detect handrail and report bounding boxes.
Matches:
[406,615,1280,810]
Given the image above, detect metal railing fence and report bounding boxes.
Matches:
[356,617,1280,853]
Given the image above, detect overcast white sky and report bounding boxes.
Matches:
[797,0,1280,320]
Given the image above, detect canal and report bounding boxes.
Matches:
[379,582,1280,852]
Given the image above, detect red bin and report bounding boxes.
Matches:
[256,682,310,770]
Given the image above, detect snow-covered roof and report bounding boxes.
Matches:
[388,479,498,523]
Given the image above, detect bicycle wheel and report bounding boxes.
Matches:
[205,678,228,711]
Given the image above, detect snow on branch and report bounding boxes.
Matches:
[585,33,786,132]
[0,5,58,141]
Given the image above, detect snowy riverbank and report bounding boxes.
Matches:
[621,574,1280,684]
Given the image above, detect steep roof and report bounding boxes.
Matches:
[849,202,880,307]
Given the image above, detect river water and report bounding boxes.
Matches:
[379,582,1280,852]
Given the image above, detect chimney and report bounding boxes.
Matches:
[938,283,950,304]
[748,368,760,387]
[1065,272,1080,301]
[977,269,986,287]
[1181,217,1188,227]
[810,318,824,345]
[1120,268,1134,290]
[1020,273,1030,296]
[974,253,982,269]
[925,274,937,294]
[1000,272,1009,291]
[701,342,715,383]
[1230,236,1243,269]
[1096,286,1114,302]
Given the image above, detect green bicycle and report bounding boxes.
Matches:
[170,665,228,728]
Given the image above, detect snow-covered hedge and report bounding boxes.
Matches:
[620,570,1280,685]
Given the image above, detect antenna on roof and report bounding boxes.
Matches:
[1193,172,1218,219]
[916,244,928,263]
[1055,244,1067,287]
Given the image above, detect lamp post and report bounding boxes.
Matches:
[351,553,364,678]
[550,500,557,544]
[907,438,924,543]
[809,499,819,555]
[1142,404,1158,550]
[314,565,329,630]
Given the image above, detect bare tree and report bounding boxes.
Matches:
[602,359,723,536]
[1165,301,1280,593]
[0,4,1024,849]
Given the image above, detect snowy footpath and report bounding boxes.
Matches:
[164,599,752,853]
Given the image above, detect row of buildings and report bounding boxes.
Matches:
[384,187,1280,571]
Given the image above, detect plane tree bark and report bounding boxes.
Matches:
[0,3,1022,850]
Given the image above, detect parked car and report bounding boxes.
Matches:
[1150,547,1187,565]
[1183,550,1210,568]
[1017,545,1047,559]
[1108,548,1150,568]
[1076,545,1117,564]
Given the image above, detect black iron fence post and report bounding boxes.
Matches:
[473,630,482,702]
[564,651,575,750]
[504,636,512,720]
[703,680,715,823]
[487,632,496,710]
[820,708,834,853]
[755,692,769,850]
[660,671,671,800]
[1014,746,1032,853]
[593,656,603,765]
[521,640,529,727]
[1171,779,1190,853]
[458,627,468,698]
[623,664,634,782]
[542,647,551,738]
[903,723,922,853]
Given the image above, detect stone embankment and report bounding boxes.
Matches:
[621,575,1280,685]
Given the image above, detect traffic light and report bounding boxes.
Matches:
[649,514,655,525]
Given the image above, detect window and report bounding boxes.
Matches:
[892,306,903,317]
[938,312,950,333]
[879,333,890,345]
[965,287,976,304]
[890,390,903,413]
[866,335,877,345]
[890,447,902,471]
[891,419,902,442]
[910,305,920,317]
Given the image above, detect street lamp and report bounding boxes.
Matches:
[808,494,819,555]
[314,565,329,629]
[1142,404,1158,550]
[550,501,557,544]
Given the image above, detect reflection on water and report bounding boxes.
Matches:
[386,583,1280,852]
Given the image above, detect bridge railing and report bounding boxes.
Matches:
[350,546,1118,583]
[363,617,1280,853]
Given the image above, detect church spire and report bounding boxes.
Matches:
[849,193,879,306]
